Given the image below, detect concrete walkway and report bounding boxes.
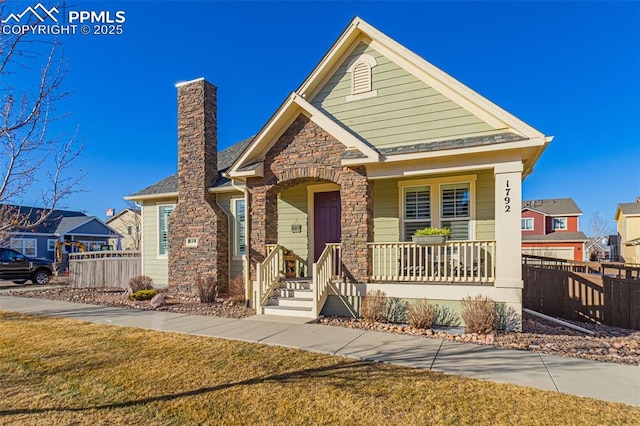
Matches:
[0,295,638,406]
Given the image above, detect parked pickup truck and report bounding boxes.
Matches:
[0,248,56,285]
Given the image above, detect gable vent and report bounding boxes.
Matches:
[345,53,378,102]
[352,62,371,94]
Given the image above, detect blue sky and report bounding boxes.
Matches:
[5,0,640,233]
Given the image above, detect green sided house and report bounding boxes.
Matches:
[127,17,552,323]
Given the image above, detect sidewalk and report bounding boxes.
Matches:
[0,295,638,406]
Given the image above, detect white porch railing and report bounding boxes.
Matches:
[256,244,282,312]
[311,243,340,317]
[369,241,496,283]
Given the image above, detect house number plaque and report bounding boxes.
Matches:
[504,180,511,212]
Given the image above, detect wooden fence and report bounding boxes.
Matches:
[68,251,141,288]
[523,255,640,330]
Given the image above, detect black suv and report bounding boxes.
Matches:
[0,248,55,285]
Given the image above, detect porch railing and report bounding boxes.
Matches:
[369,241,496,283]
[311,243,340,317]
[256,244,282,312]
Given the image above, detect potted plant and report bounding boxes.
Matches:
[412,226,451,245]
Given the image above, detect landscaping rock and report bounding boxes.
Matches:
[150,294,166,308]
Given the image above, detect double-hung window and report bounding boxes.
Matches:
[158,205,174,256]
[440,183,471,240]
[521,218,534,231]
[11,238,36,256]
[403,185,431,241]
[552,217,567,230]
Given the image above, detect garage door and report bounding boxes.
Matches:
[522,247,575,260]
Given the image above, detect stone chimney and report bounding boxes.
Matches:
[168,78,228,294]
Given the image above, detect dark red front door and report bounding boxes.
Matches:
[314,191,341,261]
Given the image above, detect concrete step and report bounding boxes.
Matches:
[275,288,312,298]
[268,296,314,308]
[262,305,314,318]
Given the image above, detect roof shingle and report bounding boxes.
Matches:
[522,198,582,216]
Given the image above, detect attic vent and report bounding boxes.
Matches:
[345,53,378,102]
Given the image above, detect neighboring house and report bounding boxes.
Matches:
[105,208,141,250]
[615,197,640,264]
[521,198,588,261]
[585,236,610,262]
[127,17,552,322]
[1,205,121,261]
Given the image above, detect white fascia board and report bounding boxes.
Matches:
[124,192,179,202]
[207,185,244,194]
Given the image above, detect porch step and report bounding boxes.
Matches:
[268,296,313,308]
[275,288,312,298]
[278,278,312,290]
[262,305,314,318]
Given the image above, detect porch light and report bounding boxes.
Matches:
[291,220,302,233]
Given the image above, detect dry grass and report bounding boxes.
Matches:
[0,312,638,425]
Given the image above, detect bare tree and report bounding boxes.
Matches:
[589,211,612,239]
[0,2,84,245]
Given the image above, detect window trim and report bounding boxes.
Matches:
[552,217,568,231]
[232,198,246,258]
[47,239,57,251]
[10,237,37,257]
[521,217,534,231]
[398,175,477,242]
[157,204,175,258]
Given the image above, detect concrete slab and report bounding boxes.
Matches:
[541,354,640,406]
[335,330,443,369]
[431,340,557,391]
[146,314,239,334]
[194,318,296,342]
[261,324,367,355]
[243,314,316,324]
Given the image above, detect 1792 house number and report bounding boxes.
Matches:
[504,180,512,212]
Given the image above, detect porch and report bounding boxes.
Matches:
[253,240,496,318]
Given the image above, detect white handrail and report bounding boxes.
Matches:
[256,245,282,312]
[311,243,340,317]
[368,241,495,283]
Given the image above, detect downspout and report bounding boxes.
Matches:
[227,174,251,308]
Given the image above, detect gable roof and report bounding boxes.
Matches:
[617,202,640,216]
[127,136,254,199]
[228,16,551,177]
[105,208,141,224]
[3,205,118,237]
[522,198,582,216]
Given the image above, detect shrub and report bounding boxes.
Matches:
[128,289,157,301]
[385,297,408,324]
[407,299,437,329]
[361,290,387,322]
[228,276,245,303]
[129,275,154,292]
[461,295,496,334]
[195,273,218,303]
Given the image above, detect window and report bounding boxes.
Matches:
[552,217,567,230]
[47,239,57,251]
[403,186,431,240]
[10,238,36,256]
[345,54,378,101]
[440,183,470,240]
[234,199,246,256]
[158,205,174,256]
[127,226,133,235]
[521,218,534,231]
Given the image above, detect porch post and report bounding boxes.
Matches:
[494,161,523,289]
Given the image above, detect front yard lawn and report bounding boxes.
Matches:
[0,311,638,425]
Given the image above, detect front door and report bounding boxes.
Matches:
[314,191,341,262]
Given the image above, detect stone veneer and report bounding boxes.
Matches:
[168,79,228,294]
[247,114,373,283]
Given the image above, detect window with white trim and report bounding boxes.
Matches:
[521,218,534,231]
[234,199,246,256]
[11,238,36,256]
[440,183,471,240]
[47,239,57,251]
[552,217,567,230]
[158,205,174,256]
[403,185,431,241]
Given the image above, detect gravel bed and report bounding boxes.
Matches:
[4,284,639,365]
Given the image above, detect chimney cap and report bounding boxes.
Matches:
[175,77,208,88]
